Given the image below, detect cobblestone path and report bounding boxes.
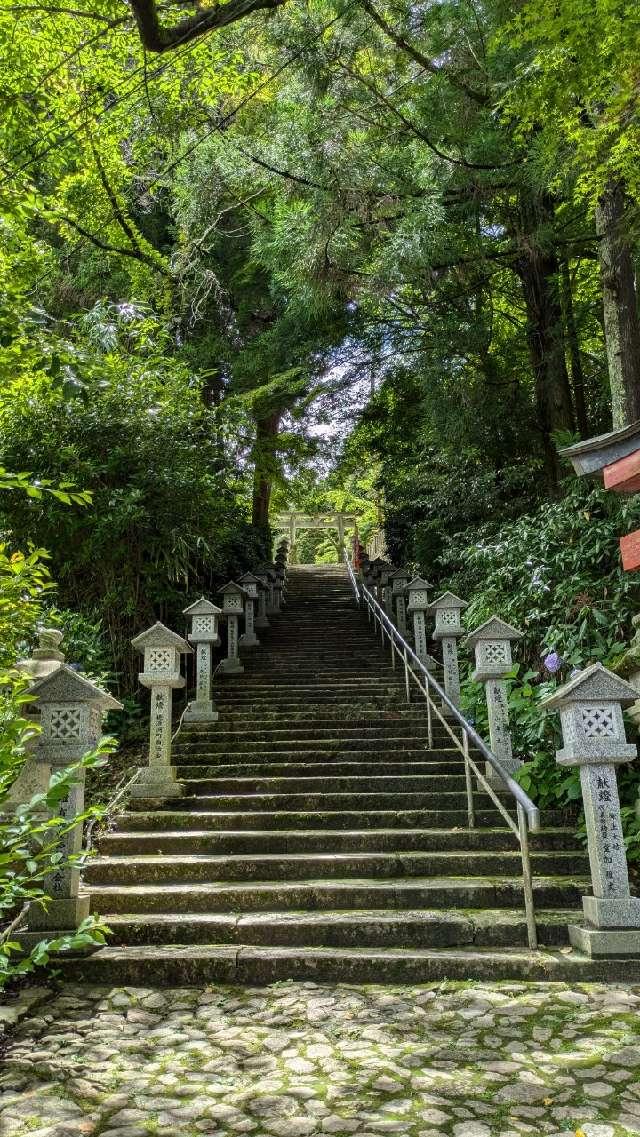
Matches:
[2,982,640,1137]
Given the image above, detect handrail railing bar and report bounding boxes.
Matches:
[356,578,539,832]
[346,553,538,948]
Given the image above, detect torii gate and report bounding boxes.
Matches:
[274,511,360,562]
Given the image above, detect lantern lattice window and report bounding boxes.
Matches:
[484,642,509,664]
[50,707,82,740]
[148,648,173,672]
[581,706,616,738]
[439,610,459,627]
[193,616,212,635]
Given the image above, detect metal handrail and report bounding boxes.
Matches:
[345,554,540,949]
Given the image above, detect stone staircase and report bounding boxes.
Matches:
[69,564,634,984]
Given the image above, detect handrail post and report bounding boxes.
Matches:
[517,803,538,950]
[403,646,411,703]
[463,729,475,828]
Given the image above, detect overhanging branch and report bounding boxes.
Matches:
[129,0,285,52]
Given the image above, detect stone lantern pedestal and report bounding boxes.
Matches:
[466,616,523,787]
[389,569,410,638]
[131,622,192,800]
[238,573,261,647]
[542,662,640,956]
[21,665,122,937]
[407,577,437,670]
[218,583,247,674]
[254,573,270,630]
[183,598,222,722]
[427,592,468,711]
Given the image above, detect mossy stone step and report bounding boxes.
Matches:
[57,943,640,986]
[85,848,588,886]
[124,807,559,830]
[98,907,576,950]
[176,774,471,794]
[174,760,465,778]
[98,825,580,856]
[172,790,491,811]
[88,874,589,915]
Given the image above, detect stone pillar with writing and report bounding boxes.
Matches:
[218,582,247,674]
[183,597,222,722]
[466,616,523,786]
[389,568,410,638]
[379,564,394,616]
[131,622,192,800]
[407,578,436,668]
[21,665,122,936]
[254,572,271,630]
[238,573,261,647]
[428,592,468,711]
[542,662,640,956]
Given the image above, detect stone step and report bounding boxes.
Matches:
[170,790,494,811]
[88,874,589,914]
[174,760,465,777]
[174,774,472,794]
[123,807,565,830]
[171,750,464,765]
[175,725,439,743]
[179,716,434,734]
[209,709,429,723]
[85,848,588,886]
[98,825,580,856]
[175,739,453,755]
[98,907,576,949]
[57,943,640,986]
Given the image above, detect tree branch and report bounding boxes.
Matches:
[129,0,285,53]
[56,214,172,276]
[358,0,490,106]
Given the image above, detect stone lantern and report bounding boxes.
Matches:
[256,562,278,613]
[238,572,261,647]
[21,665,122,937]
[131,621,192,800]
[466,616,523,785]
[218,582,247,673]
[427,592,468,709]
[16,628,65,682]
[183,597,222,722]
[253,570,270,630]
[389,568,410,637]
[542,663,640,956]
[407,577,436,668]
[379,563,394,616]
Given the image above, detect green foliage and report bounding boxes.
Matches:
[0,740,114,987]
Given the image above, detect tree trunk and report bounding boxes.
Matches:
[251,411,281,528]
[560,259,589,437]
[595,180,640,428]
[515,245,575,486]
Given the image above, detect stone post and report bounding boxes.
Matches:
[218,583,247,674]
[21,665,122,936]
[379,564,394,615]
[406,577,435,667]
[257,563,278,614]
[389,568,410,637]
[183,597,222,722]
[428,592,468,710]
[131,622,191,800]
[542,663,640,956]
[336,514,345,562]
[238,573,261,647]
[466,616,523,786]
[254,572,270,630]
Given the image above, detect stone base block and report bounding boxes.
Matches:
[239,633,260,647]
[183,701,218,723]
[219,659,244,674]
[130,768,184,800]
[582,894,640,928]
[484,758,522,791]
[27,895,90,932]
[569,923,640,957]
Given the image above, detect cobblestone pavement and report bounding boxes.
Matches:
[1,982,640,1136]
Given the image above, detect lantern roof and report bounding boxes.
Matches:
[389,567,411,581]
[238,572,261,586]
[466,615,522,648]
[559,420,640,477]
[218,581,248,597]
[132,621,192,654]
[407,576,433,592]
[26,663,122,711]
[427,590,468,611]
[541,662,639,711]
[183,597,222,617]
